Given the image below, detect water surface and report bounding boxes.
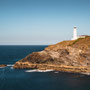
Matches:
[0,45,90,90]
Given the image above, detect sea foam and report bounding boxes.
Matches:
[0,67,5,68]
[25,69,54,72]
[7,64,14,67]
[54,71,59,73]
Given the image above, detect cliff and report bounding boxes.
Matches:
[14,36,90,74]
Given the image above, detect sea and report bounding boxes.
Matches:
[0,45,90,90]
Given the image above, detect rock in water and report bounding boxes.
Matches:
[0,64,7,67]
[13,36,90,74]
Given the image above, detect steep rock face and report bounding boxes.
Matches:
[14,36,90,74]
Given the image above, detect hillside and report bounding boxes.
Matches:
[45,36,90,51]
[13,36,90,74]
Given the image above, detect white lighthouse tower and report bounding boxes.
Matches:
[72,27,78,40]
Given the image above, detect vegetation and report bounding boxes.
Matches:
[45,36,90,51]
[68,38,83,46]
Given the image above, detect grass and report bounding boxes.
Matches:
[68,38,83,46]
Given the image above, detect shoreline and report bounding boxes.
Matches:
[13,63,90,75]
[13,36,90,75]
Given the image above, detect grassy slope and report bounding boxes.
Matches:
[45,36,90,51]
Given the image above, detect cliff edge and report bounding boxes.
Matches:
[14,36,90,74]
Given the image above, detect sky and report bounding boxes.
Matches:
[0,0,90,45]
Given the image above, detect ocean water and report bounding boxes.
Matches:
[0,45,90,90]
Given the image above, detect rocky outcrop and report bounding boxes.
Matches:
[0,64,7,67]
[14,36,90,74]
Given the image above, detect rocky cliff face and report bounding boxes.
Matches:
[14,36,90,74]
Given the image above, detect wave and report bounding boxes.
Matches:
[7,64,14,67]
[10,67,14,69]
[0,67,5,68]
[25,69,54,72]
[54,71,59,73]
[80,72,90,75]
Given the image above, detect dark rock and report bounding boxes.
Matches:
[0,64,7,67]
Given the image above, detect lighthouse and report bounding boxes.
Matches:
[72,27,78,40]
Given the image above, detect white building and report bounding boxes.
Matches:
[78,35,88,38]
[71,27,88,40]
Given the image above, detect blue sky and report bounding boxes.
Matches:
[0,0,90,45]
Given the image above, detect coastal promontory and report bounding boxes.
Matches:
[14,36,90,74]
